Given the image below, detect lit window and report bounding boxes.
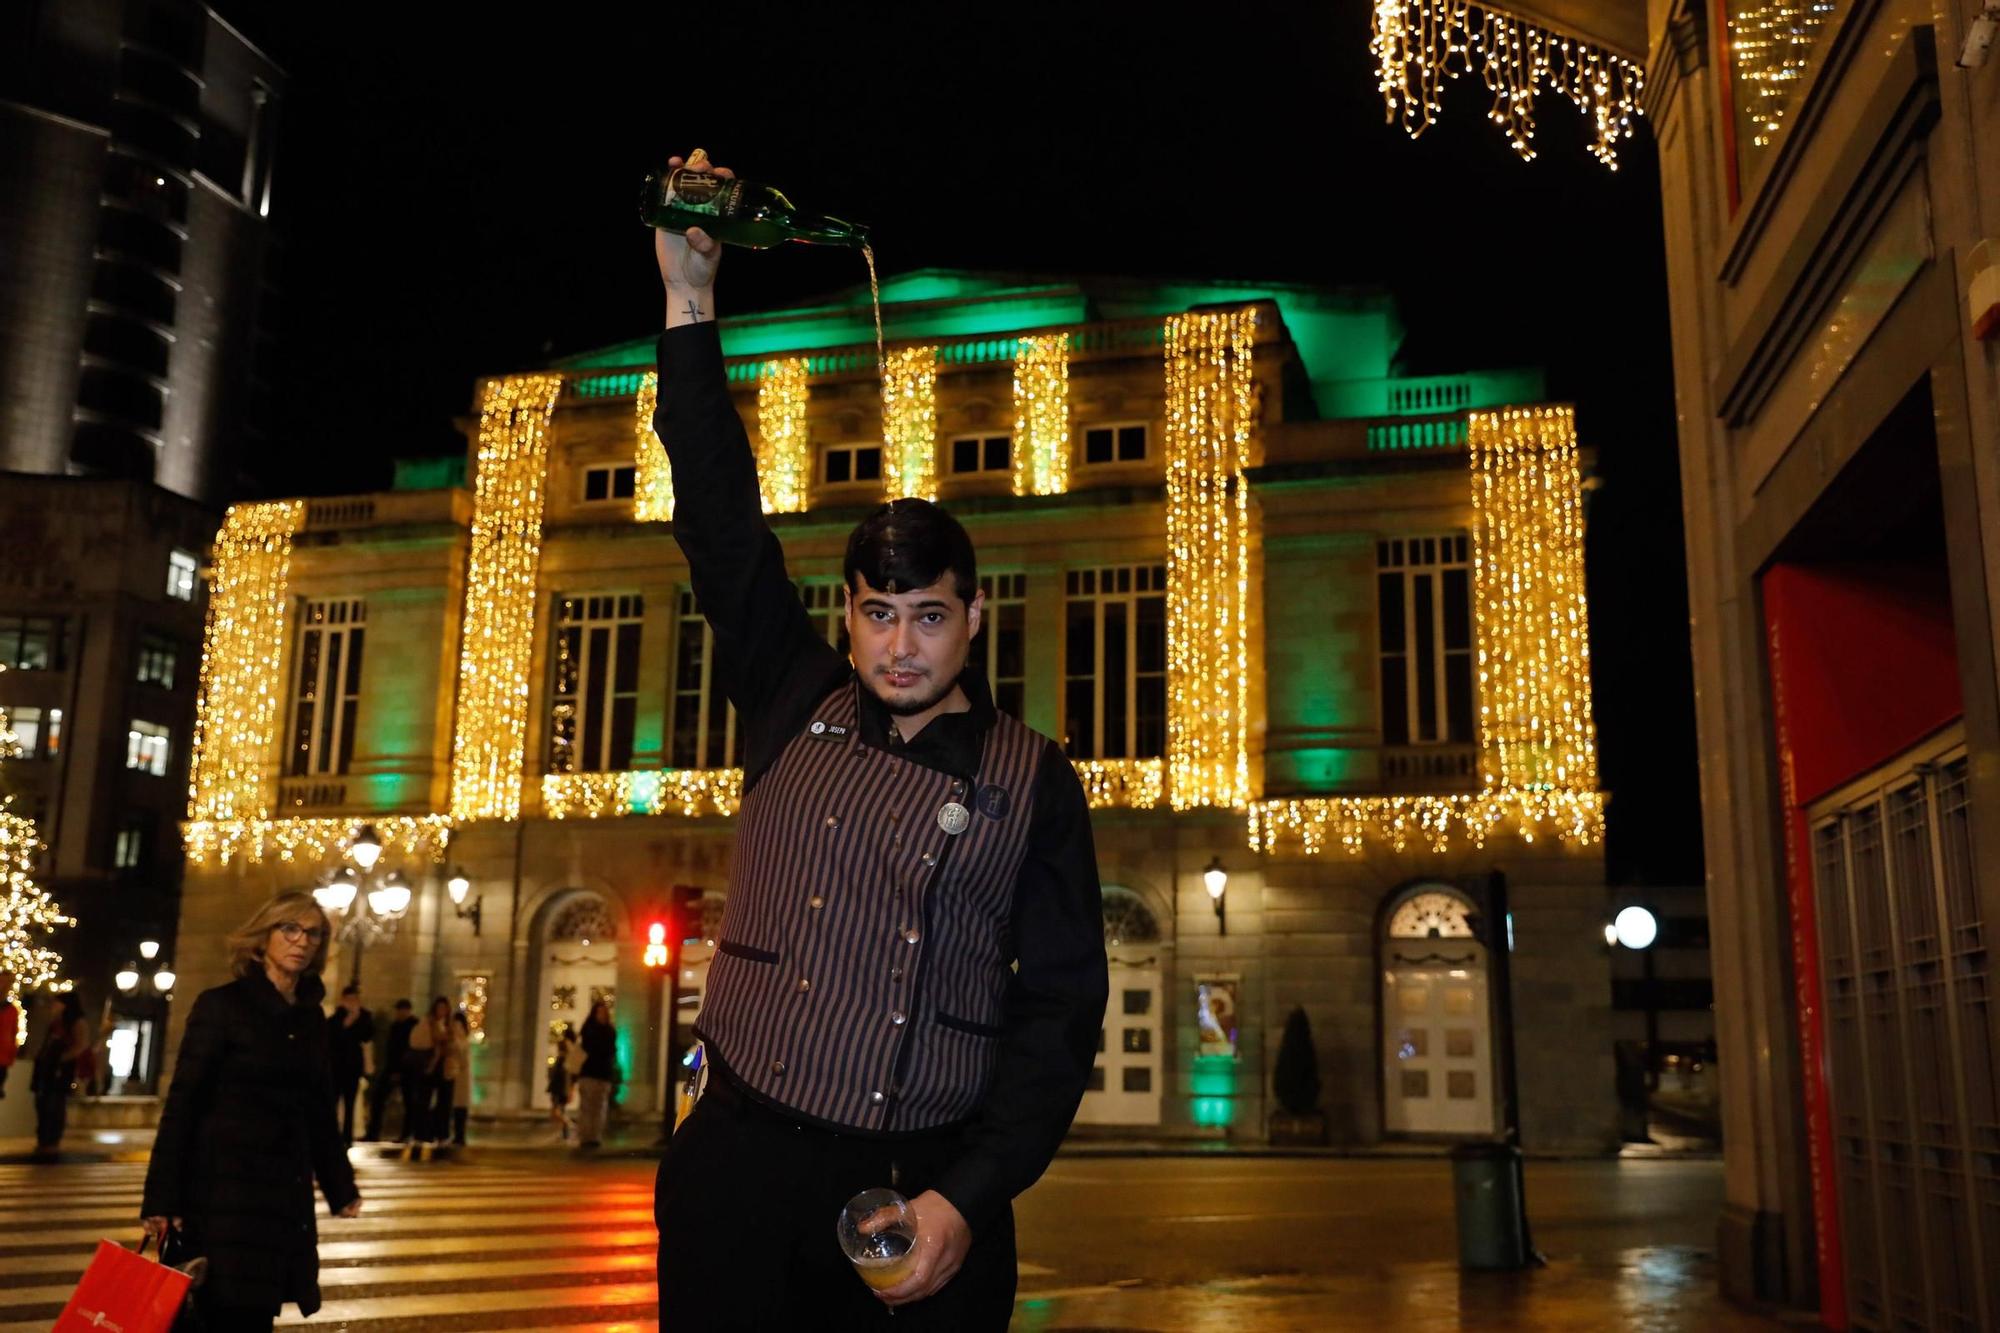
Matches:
[1,706,60,759]
[821,443,882,487]
[136,634,177,688]
[950,435,1011,476]
[114,822,146,869]
[582,465,637,503]
[167,550,198,602]
[971,574,1027,718]
[1081,423,1148,466]
[670,590,738,770]
[548,594,643,774]
[289,600,366,777]
[1063,564,1166,760]
[0,616,62,670]
[1378,535,1474,747]
[127,720,171,776]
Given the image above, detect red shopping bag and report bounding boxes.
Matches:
[54,1238,193,1333]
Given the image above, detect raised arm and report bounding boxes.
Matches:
[650,152,843,748]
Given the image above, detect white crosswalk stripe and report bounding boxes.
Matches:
[0,1155,664,1331]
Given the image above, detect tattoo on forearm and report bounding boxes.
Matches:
[682,298,707,323]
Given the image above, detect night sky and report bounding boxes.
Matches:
[218,6,1701,888]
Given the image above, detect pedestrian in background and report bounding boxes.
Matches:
[364,998,415,1141]
[327,983,374,1145]
[447,1011,473,1146]
[548,1023,577,1141]
[427,999,457,1143]
[407,997,447,1143]
[0,969,17,1099]
[141,890,361,1331]
[30,990,89,1159]
[575,1000,617,1150]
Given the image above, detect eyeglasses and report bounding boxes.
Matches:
[272,922,326,944]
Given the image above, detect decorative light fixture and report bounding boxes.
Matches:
[541,769,744,819]
[1163,307,1259,811]
[184,815,452,869]
[1203,855,1229,936]
[368,871,412,921]
[449,373,564,820]
[1371,0,1645,168]
[347,824,383,872]
[880,345,939,501]
[0,808,67,991]
[446,866,483,936]
[1072,759,1165,810]
[1011,333,1071,496]
[186,501,305,823]
[633,371,674,522]
[313,866,359,915]
[757,358,810,513]
[153,967,176,993]
[1613,905,1658,950]
[116,964,140,993]
[138,940,160,961]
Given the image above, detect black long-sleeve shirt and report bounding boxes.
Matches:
[655,322,1108,1229]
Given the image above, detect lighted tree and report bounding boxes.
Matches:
[0,807,67,991]
[0,708,20,762]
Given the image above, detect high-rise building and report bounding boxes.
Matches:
[0,0,282,503]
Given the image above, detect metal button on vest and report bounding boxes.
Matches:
[952,780,967,797]
[809,895,824,910]
[870,1090,885,1105]
[771,1060,785,1075]
[797,978,811,992]
[890,1011,907,1026]
[920,851,937,867]
[824,814,840,829]
[891,968,905,982]
[903,928,921,944]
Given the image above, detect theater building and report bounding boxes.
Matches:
[168,271,1618,1151]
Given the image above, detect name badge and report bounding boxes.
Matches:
[808,720,850,740]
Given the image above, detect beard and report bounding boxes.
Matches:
[866,664,963,717]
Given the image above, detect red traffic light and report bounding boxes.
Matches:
[643,920,670,968]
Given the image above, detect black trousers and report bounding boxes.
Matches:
[656,1078,1016,1332]
[34,1079,68,1148]
[334,1073,362,1144]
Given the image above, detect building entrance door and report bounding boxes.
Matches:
[1075,888,1165,1126]
[534,894,619,1110]
[1381,886,1495,1136]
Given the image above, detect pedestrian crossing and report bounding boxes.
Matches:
[0,1155,665,1330]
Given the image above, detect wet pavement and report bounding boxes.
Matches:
[0,1148,1782,1329]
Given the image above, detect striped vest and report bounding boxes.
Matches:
[695,679,1047,1132]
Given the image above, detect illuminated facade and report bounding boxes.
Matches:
[168,272,1614,1148]
[1640,0,2000,1321]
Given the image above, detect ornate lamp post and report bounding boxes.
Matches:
[312,824,412,986]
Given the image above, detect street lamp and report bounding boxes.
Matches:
[153,967,176,993]
[1612,904,1662,1092]
[446,865,483,936]
[1613,906,1658,950]
[1203,856,1228,936]
[315,825,411,985]
[139,940,160,961]
[348,824,384,872]
[115,963,140,993]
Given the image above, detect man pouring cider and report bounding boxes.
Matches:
[647,148,1108,1331]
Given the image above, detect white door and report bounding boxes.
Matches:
[1075,951,1163,1125]
[534,895,621,1110]
[1382,954,1494,1135]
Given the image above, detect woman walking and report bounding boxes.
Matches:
[547,1023,577,1141]
[447,1012,472,1145]
[406,996,447,1143]
[141,891,361,1331]
[29,991,90,1159]
[575,1000,617,1150]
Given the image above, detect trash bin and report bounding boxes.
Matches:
[1451,1140,1530,1270]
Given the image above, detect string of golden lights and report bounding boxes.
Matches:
[542,769,745,819]
[183,816,454,868]
[1726,0,1833,151]
[1371,0,1644,168]
[1012,333,1072,496]
[1248,789,1604,855]
[881,345,939,501]
[633,371,674,522]
[448,373,564,821]
[757,357,811,513]
[1073,759,1165,811]
[0,808,67,995]
[186,501,304,823]
[1163,307,1258,811]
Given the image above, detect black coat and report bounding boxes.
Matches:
[142,970,359,1315]
[579,1017,618,1081]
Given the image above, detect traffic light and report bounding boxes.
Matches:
[643,920,670,969]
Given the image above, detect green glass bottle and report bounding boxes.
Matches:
[639,166,868,250]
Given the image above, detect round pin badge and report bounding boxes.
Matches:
[937,802,971,835]
[810,721,826,734]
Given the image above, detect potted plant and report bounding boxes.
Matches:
[1269,1005,1328,1145]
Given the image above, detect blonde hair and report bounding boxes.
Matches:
[225,891,331,979]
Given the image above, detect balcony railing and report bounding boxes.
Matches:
[276,778,348,810]
[1380,743,1480,791]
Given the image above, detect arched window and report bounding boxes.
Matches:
[548,896,617,945]
[1102,886,1162,947]
[1386,887,1477,940]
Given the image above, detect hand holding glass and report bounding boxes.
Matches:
[838,1188,918,1293]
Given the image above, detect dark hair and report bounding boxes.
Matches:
[394,998,412,1011]
[429,995,451,1020]
[452,1012,470,1031]
[57,991,84,1024]
[341,983,361,998]
[844,499,977,606]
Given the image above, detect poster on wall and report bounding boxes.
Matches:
[1195,975,1240,1059]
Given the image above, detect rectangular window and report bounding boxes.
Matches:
[950,435,1011,475]
[136,633,177,688]
[114,820,146,870]
[549,593,643,774]
[799,581,852,656]
[0,616,62,670]
[167,549,198,601]
[1081,423,1148,466]
[971,573,1027,718]
[582,464,638,502]
[1,706,61,759]
[670,589,738,770]
[822,443,882,487]
[288,599,367,777]
[127,720,171,776]
[1377,535,1474,746]
[1063,564,1167,759]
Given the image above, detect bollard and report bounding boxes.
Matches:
[1451,1140,1530,1270]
